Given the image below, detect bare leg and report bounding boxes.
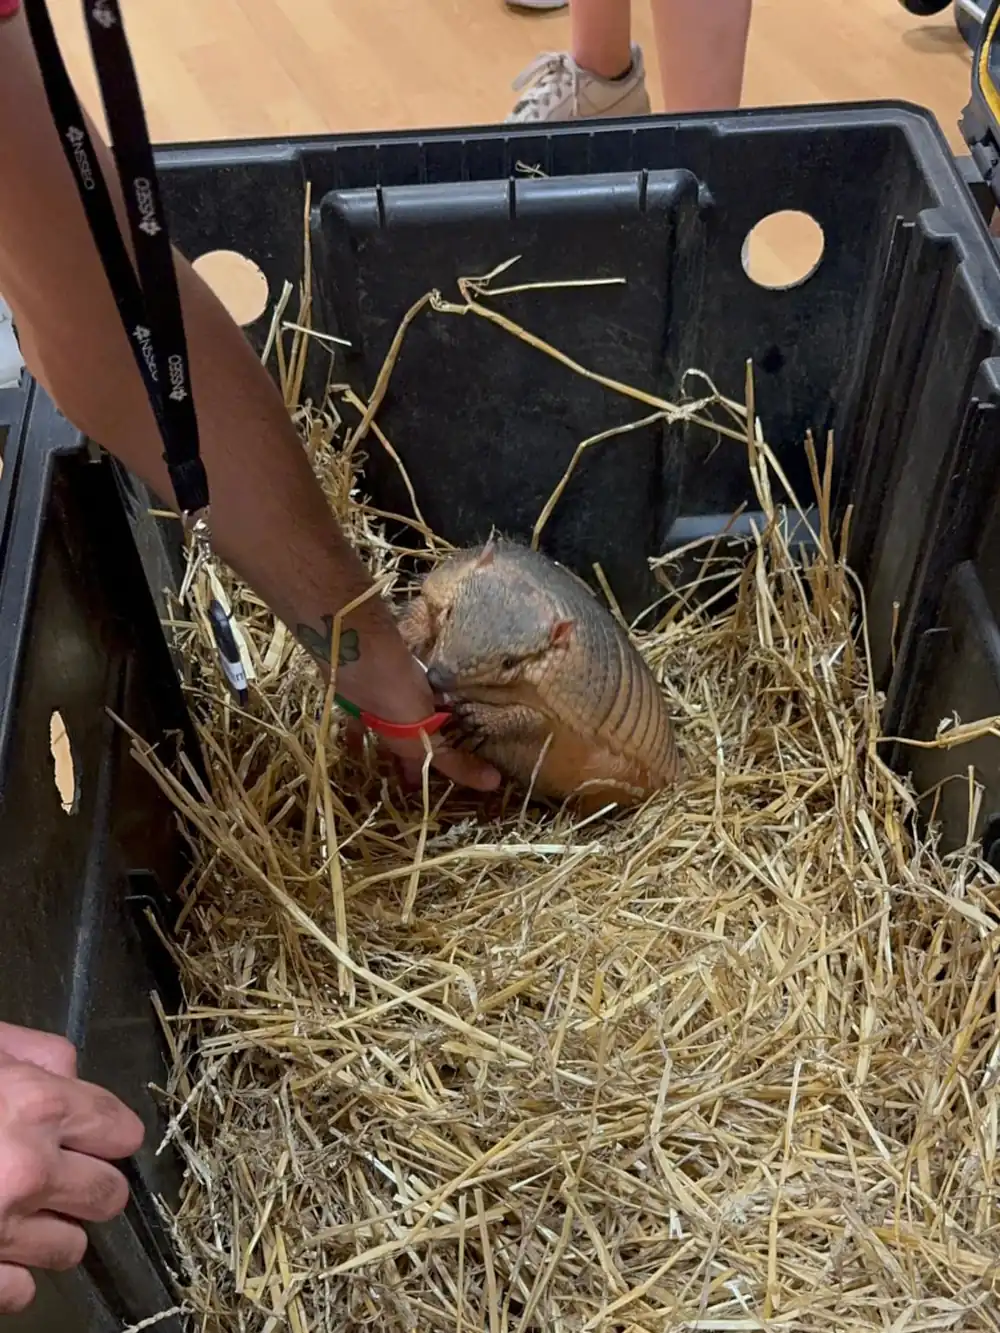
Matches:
[651,0,753,112]
[570,0,632,81]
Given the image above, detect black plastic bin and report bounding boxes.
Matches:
[0,380,192,1331]
[6,100,1000,1327]
[149,104,1000,854]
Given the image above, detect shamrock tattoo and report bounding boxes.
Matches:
[295,617,361,668]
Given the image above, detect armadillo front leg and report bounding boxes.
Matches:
[454,700,654,814]
[451,701,561,789]
[451,700,552,749]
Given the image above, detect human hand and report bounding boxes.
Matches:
[341,637,501,783]
[336,635,501,792]
[0,1023,145,1314]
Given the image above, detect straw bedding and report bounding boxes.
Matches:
[125,256,1000,1332]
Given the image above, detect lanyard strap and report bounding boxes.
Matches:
[21,2,451,743]
[22,0,209,519]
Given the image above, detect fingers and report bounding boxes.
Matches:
[0,1134,129,1225]
[0,1263,35,1315]
[332,643,501,793]
[0,1025,77,1079]
[394,741,498,789]
[0,1042,140,1319]
[385,733,500,794]
[56,1081,145,1160]
[0,1211,87,1272]
[429,742,501,792]
[0,1062,145,1162]
[46,1150,130,1224]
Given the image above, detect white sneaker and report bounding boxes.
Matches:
[506,44,651,123]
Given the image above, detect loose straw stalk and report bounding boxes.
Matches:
[131,253,1000,1332]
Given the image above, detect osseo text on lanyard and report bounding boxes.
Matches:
[21,0,450,745]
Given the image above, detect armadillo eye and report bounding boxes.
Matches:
[501,656,518,671]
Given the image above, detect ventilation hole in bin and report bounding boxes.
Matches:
[192,250,269,327]
[49,711,79,815]
[741,211,825,291]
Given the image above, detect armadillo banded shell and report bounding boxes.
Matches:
[503,547,681,783]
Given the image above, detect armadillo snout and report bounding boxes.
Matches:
[426,663,459,695]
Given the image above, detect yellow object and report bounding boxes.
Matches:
[976,0,1000,130]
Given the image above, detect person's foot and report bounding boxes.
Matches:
[506,44,651,123]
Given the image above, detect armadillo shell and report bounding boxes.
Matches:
[472,545,683,798]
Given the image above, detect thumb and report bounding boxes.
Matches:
[394,733,501,792]
[425,740,501,792]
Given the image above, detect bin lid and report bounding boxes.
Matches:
[963,0,1000,201]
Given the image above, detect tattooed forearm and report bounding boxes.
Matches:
[295,617,361,668]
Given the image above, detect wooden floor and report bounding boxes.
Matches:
[35,0,981,305]
[46,0,975,153]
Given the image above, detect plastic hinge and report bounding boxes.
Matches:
[962,104,1000,209]
[961,1,1000,201]
[955,154,996,221]
[0,297,24,391]
[972,140,1000,198]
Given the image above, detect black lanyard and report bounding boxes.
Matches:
[18,2,449,737]
[22,0,210,521]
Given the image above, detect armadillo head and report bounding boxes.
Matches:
[421,540,574,704]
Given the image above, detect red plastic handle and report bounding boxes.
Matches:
[358,708,451,741]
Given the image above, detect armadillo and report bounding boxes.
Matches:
[397,537,683,814]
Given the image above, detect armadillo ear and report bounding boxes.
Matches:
[549,617,575,647]
[475,536,497,569]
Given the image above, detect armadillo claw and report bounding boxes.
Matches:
[446,700,490,751]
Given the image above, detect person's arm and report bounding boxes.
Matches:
[0,8,498,792]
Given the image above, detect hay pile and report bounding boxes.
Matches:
[128,258,1000,1332]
